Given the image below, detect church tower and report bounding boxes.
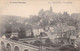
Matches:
[50,6,53,12]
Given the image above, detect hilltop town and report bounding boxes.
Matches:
[0,7,80,51]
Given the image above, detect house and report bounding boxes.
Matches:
[26,30,32,37]
[2,35,6,38]
[33,28,44,36]
[44,25,58,34]
[10,32,18,38]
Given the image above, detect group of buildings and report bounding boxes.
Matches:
[2,7,80,48]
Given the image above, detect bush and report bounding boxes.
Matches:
[11,36,19,41]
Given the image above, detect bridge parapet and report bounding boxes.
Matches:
[0,37,40,51]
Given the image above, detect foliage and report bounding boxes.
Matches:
[18,27,26,39]
[0,9,80,38]
[11,36,19,41]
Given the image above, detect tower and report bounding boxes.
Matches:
[50,6,53,12]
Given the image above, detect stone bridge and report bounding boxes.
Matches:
[0,37,40,51]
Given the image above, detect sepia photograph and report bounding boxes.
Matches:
[0,0,80,51]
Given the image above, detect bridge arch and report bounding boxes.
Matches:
[14,46,19,51]
[1,41,6,51]
[6,43,11,51]
[24,49,29,51]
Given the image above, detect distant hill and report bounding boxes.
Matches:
[0,8,80,37]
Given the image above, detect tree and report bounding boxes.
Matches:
[45,38,53,47]
[45,38,52,44]
[11,36,19,41]
[18,27,26,39]
[39,18,49,28]
[4,24,12,38]
[33,40,41,46]
[28,15,41,25]
[31,31,34,38]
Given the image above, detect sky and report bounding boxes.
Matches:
[0,0,80,18]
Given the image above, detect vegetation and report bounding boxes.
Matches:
[11,36,19,41]
[0,9,80,39]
